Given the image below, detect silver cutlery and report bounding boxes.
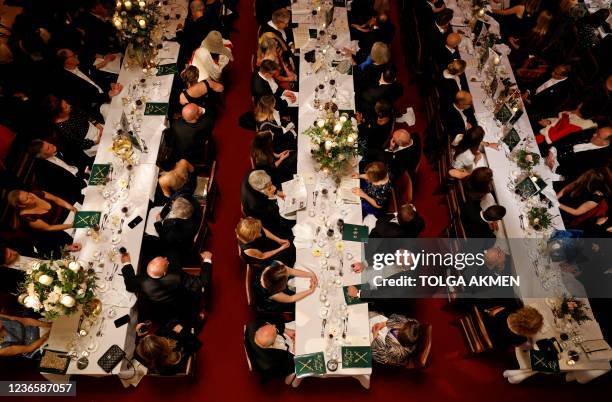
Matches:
[321,318,327,338]
[96,317,106,337]
[118,218,125,234]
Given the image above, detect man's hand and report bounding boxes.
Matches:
[545,151,556,170]
[109,83,123,97]
[66,243,82,252]
[200,251,213,261]
[283,91,296,103]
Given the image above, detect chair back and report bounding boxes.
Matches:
[243,325,254,372]
[245,264,255,307]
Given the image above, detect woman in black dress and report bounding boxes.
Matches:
[236,217,295,267]
[358,98,394,152]
[250,130,296,186]
[253,262,317,312]
[557,169,609,227]
[178,65,224,110]
[253,95,297,154]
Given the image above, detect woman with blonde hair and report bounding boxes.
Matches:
[236,217,295,267]
[254,261,317,312]
[155,159,195,205]
[357,42,391,89]
[352,161,392,217]
[178,65,224,109]
[254,95,297,153]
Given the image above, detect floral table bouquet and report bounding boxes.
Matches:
[513,148,540,171]
[18,260,97,320]
[551,295,591,325]
[527,206,553,231]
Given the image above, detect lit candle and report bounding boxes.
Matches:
[478,8,485,17]
[347,135,355,144]
[138,18,146,28]
[317,119,325,128]
[116,1,122,9]
[114,17,122,28]
[324,140,333,151]
[124,0,132,10]
[333,123,342,133]
[139,1,146,8]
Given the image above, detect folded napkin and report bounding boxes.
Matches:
[395,107,416,126]
[293,223,314,249]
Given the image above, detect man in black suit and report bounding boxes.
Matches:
[244,319,296,383]
[525,64,572,121]
[543,126,611,180]
[445,90,477,144]
[353,13,395,55]
[176,0,221,64]
[435,32,461,71]
[358,65,403,119]
[54,48,123,119]
[260,8,294,49]
[255,0,291,26]
[171,103,215,162]
[370,203,425,238]
[251,59,296,108]
[461,202,506,239]
[416,0,447,29]
[27,140,86,205]
[121,250,212,323]
[427,8,454,49]
[154,196,201,264]
[386,129,422,180]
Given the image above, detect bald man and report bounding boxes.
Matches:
[436,32,462,69]
[445,90,476,144]
[244,320,296,383]
[121,250,213,323]
[171,103,215,162]
[386,129,422,180]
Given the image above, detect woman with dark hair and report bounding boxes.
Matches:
[178,65,224,109]
[254,262,317,312]
[250,130,296,186]
[449,126,498,179]
[466,167,494,201]
[358,99,394,151]
[253,95,297,153]
[369,311,421,366]
[557,168,610,225]
[490,0,541,41]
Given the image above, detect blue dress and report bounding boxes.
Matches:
[0,318,41,357]
[361,180,392,217]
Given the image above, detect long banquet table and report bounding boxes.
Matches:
[448,0,611,383]
[291,3,372,388]
[41,0,189,380]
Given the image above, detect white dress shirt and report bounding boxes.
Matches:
[47,155,78,176]
[443,70,461,91]
[67,67,103,94]
[535,77,566,95]
[258,71,279,94]
[453,103,469,129]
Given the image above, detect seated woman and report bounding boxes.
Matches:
[46,95,102,160]
[557,169,609,227]
[358,99,394,152]
[251,130,296,186]
[254,261,317,312]
[178,65,224,110]
[369,311,420,366]
[511,10,554,76]
[0,313,51,358]
[155,159,195,206]
[135,319,201,375]
[236,217,295,267]
[485,305,543,350]
[490,0,540,42]
[241,170,295,238]
[465,167,494,201]
[254,95,297,153]
[7,190,75,256]
[449,126,498,179]
[256,35,296,90]
[353,161,392,217]
[355,42,391,90]
[190,30,233,82]
[440,60,467,106]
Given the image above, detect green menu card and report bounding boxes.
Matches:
[88,164,111,186]
[294,352,326,377]
[530,349,560,373]
[342,224,368,243]
[343,284,364,305]
[156,63,178,76]
[144,102,169,116]
[73,211,101,228]
[342,346,372,369]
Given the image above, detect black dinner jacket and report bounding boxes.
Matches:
[244,320,294,375]
[387,134,422,179]
[76,13,120,67]
[122,262,184,306]
[554,129,610,180]
[460,200,495,238]
[260,21,294,48]
[170,113,215,162]
[370,212,425,238]
[255,0,291,26]
[32,158,85,205]
[436,45,461,70]
[529,79,571,118]
[358,81,404,118]
[54,68,109,115]
[428,23,453,49]
[439,74,469,107]
[251,71,288,109]
[444,104,477,141]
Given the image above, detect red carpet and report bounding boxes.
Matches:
[3,1,610,400]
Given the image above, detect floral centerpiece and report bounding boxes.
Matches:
[514,148,540,171]
[113,1,161,68]
[18,260,97,320]
[305,108,360,176]
[527,206,552,231]
[551,295,591,324]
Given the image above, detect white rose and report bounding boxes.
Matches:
[77,289,85,296]
[24,295,42,310]
[53,286,62,294]
[339,115,347,123]
[317,119,325,128]
[68,261,81,272]
[38,274,53,286]
[47,292,60,304]
[533,218,540,224]
[60,295,76,308]
[333,123,342,133]
[324,140,333,151]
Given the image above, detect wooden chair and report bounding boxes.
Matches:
[455,305,494,355]
[394,172,414,207]
[148,350,197,378]
[406,324,433,369]
[202,160,218,223]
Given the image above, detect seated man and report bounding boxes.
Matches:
[260,8,294,50]
[121,250,212,324]
[176,0,221,65]
[370,203,425,238]
[386,129,422,180]
[251,59,296,109]
[369,311,421,366]
[154,196,201,262]
[27,139,86,205]
[524,64,572,121]
[435,32,461,70]
[461,202,506,239]
[445,90,477,145]
[485,305,543,350]
[358,65,403,119]
[244,319,296,383]
[170,103,215,162]
[427,8,454,48]
[255,0,291,26]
